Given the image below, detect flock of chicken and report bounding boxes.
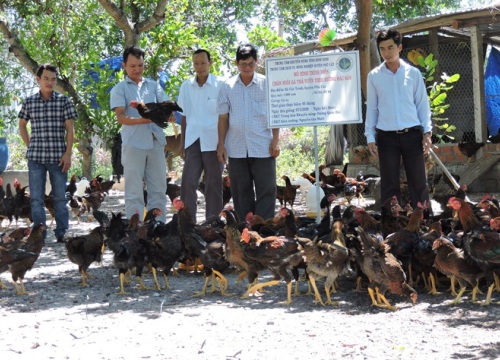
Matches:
[1,168,499,311]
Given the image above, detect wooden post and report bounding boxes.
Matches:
[469,25,487,143]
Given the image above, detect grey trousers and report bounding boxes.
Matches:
[228,156,276,222]
[181,139,224,222]
[121,138,167,222]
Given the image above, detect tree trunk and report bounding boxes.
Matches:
[77,137,93,178]
[355,0,373,100]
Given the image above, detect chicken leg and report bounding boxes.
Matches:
[308,275,325,306]
[151,267,161,291]
[481,283,496,306]
[118,273,128,295]
[243,280,280,299]
[427,273,438,295]
[14,278,27,295]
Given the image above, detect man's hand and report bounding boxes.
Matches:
[368,142,378,157]
[217,144,227,164]
[59,153,72,173]
[270,138,280,158]
[422,132,432,155]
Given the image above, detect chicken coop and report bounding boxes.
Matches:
[266,3,500,193]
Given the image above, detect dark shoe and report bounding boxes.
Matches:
[56,236,65,243]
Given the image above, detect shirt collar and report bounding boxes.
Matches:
[125,75,145,85]
[189,73,214,87]
[237,73,257,86]
[36,91,56,101]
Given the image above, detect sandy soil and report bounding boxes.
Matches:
[0,190,499,360]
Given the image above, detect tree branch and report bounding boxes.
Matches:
[136,0,168,33]
[0,19,39,75]
[97,0,136,45]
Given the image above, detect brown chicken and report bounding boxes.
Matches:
[461,228,500,305]
[240,228,304,304]
[94,175,115,194]
[382,203,425,283]
[222,175,232,206]
[280,175,299,208]
[356,226,418,310]
[3,227,31,242]
[44,193,56,227]
[65,226,107,286]
[411,221,443,294]
[174,198,229,295]
[303,220,352,305]
[380,195,408,238]
[82,180,106,213]
[220,208,267,295]
[5,223,46,295]
[129,100,183,129]
[432,237,484,304]
[491,216,500,231]
[245,211,284,237]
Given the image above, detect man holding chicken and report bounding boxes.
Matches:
[110,46,168,222]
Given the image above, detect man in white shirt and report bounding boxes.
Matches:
[178,49,224,221]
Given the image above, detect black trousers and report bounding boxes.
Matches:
[376,129,430,208]
[228,156,276,222]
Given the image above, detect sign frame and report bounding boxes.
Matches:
[266,51,362,128]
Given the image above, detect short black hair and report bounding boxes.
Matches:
[36,64,58,78]
[236,43,257,62]
[123,46,145,63]
[376,29,402,46]
[193,49,211,62]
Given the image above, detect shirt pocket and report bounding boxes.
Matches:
[207,98,218,114]
[252,99,267,117]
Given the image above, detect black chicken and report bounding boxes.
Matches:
[65,226,107,286]
[143,213,184,290]
[107,212,148,295]
[130,100,183,129]
[458,141,485,161]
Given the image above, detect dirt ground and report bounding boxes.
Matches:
[0,189,499,360]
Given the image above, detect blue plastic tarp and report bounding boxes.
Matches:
[484,47,500,138]
[84,57,181,124]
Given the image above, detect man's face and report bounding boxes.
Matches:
[36,69,57,93]
[193,52,212,79]
[123,55,144,82]
[237,57,257,77]
[378,39,402,64]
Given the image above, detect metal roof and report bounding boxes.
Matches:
[266,2,500,56]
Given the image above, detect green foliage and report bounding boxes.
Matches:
[406,43,465,145]
[6,132,28,171]
[248,25,289,51]
[276,126,329,180]
[412,52,460,143]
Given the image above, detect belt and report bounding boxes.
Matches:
[376,125,422,134]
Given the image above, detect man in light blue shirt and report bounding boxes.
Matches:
[178,49,223,221]
[110,46,168,222]
[365,29,432,209]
